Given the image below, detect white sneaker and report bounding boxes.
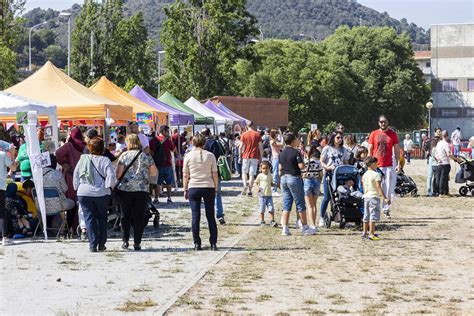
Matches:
[294,219,301,229]
[281,226,291,236]
[310,225,319,232]
[302,226,317,236]
[2,238,14,246]
[318,218,325,227]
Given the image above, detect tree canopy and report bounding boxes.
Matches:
[233,26,430,132]
[159,0,257,100]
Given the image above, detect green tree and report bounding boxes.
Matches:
[160,0,257,100]
[43,44,67,68]
[233,26,429,131]
[0,0,25,88]
[71,0,156,90]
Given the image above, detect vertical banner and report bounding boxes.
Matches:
[23,111,48,239]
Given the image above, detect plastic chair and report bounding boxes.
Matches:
[32,187,69,239]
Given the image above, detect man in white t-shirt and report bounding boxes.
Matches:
[403,134,414,164]
[435,130,457,197]
[450,127,462,157]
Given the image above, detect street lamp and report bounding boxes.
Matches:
[59,11,72,76]
[426,101,433,137]
[299,33,317,43]
[29,21,47,72]
[157,50,166,98]
[259,27,264,41]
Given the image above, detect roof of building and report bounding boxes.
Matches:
[414,50,431,60]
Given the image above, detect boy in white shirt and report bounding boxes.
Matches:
[362,156,390,241]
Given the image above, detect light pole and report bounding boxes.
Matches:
[259,27,264,41]
[157,50,166,98]
[59,11,72,76]
[299,33,317,43]
[29,21,47,72]
[426,101,433,137]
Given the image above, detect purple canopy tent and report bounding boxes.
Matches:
[216,102,247,124]
[203,100,246,125]
[129,85,194,125]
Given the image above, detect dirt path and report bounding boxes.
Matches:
[0,179,258,315]
[168,160,474,314]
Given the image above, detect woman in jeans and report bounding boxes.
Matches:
[183,133,219,251]
[270,129,283,194]
[116,134,157,251]
[73,138,116,252]
[278,132,317,236]
[319,132,348,227]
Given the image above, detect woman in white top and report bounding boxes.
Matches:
[403,134,414,164]
[183,133,219,251]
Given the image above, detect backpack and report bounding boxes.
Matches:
[206,138,231,181]
[152,138,166,168]
[217,156,231,181]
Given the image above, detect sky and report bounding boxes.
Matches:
[24,0,474,30]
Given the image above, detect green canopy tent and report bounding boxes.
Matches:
[159,91,214,125]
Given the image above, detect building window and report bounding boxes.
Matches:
[441,109,459,117]
[442,79,458,91]
[468,79,474,91]
[426,61,431,67]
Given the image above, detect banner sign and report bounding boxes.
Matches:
[16,112,28,125]
[136,112,154,125]
[311,123,318,131]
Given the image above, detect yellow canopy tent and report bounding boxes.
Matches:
[5,61,133,122]
[90,76,168,126]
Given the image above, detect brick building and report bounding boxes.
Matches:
[210,96,289,129]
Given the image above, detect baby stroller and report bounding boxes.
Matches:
[455,156,474,196]
[106,195,160,231]
[324,165,364,228]
[394,170,418,197]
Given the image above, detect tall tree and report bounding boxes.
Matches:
[71,0,156,90]
[160,0,257,100]
[0,0,25,88]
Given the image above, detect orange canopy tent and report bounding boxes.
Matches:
[90,76,168,126]
[5,61,133,122]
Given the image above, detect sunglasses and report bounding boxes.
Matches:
[379,121,388,124]
[335,136,342,139]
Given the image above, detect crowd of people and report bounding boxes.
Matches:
[0,116,472,248]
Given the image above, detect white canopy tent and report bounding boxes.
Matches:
[0,92,58,239]
[0,92,59,149]
[185,97,233,126]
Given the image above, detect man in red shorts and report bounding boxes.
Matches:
[368,115,400,219]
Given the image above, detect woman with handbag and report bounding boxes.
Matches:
[183,133,219,251]
[116,134,157,251]
[73,138,116,252]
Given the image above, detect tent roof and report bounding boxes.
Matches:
[5,61,133,121]
[0,92,56,116]
[129,85,194,125]
[184,97,232,125]
[90,76,167,116]
[159,92,214,125]
[216,101,247,123]
[203,99,245,124]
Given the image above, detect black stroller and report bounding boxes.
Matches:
[455,156,474,196]
[394,170,418,197]
[324,165,364,228]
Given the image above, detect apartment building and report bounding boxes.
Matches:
[431,23,474,138]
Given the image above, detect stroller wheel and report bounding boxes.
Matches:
[399,191,405,198]
[339,219,346,229]
[459,186,468,196]
[324,212,332,228]
[153,213,160,229]
[411,189,418,197]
